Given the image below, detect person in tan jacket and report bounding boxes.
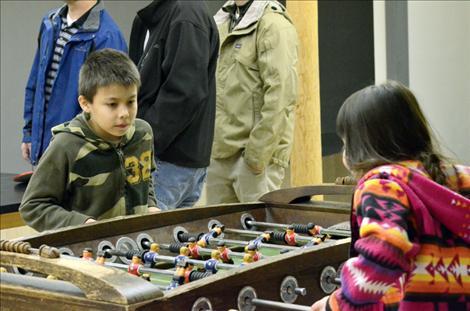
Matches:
[207,0,298,204]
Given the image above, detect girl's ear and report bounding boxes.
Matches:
[78,95,91,113]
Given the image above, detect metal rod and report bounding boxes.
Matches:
[246,220,351,237]
[150,254,236,270]
[160,244,245,258]
[251,298,311,311]
[246,221,287,230]
[224,228,312,244]
[208,238,298,250]
[104,262,175,276]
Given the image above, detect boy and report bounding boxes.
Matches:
[22,0,127,165]
[20,49,159,232]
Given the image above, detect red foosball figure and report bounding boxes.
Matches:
[216,241,234,264]
[308,224,322,236]
[128,255,143,276]
[81,248,94,261]
[184,262,195,284]
[187,237,201,259]
[284,225,298,246]
[245,243,261,262]
[95,251,106,265]
[242,252,254,265]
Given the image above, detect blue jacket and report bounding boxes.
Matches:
[23,1,127,165]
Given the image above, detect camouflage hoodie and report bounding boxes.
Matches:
[20,113,156,232]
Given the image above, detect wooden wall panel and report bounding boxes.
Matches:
[287,0,323,187]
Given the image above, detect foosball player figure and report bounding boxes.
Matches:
[187,237,201,259]
[143,242,160,267]
[128,255,143,277]
[204,250,222,274]
[81,248,94,261]
[174,246,190,266]
[197,225,225,247]
[95,251,106,265]
[307,223,322,236]
[217,241,234,264]
[242,251,254,265]
[168,256,188,289]
[303,234,329,248]
[245,243,261,262]
[183,262,195,284]
[248,231,273,249]
[284,225,298,246]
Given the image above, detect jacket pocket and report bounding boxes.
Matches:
[234,53,259,71]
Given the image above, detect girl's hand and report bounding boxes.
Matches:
[311,295,329,311]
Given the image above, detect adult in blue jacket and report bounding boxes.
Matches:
[22,0,127,165]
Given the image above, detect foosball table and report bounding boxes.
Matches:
[0,184,354,311]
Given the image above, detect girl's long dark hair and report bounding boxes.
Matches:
[336,81,448,185]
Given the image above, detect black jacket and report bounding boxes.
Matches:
[129,0,219,168]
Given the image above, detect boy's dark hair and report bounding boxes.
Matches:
[79,48,141,102]
[336,80,448,185]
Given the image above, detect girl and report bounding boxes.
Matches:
[312,81,470,311]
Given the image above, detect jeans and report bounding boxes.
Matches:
[153,159,207,210]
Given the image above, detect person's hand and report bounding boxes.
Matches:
[21,142,32,162]
[311,296,329,311]
[148,206,161,213]
[243,157,264,175]
[84,218,96,224]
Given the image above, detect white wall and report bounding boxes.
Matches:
[373,0,387,84]
[408,1,470,165]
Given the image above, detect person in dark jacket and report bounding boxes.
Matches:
[129,0,219,210]
[21,0,127,165]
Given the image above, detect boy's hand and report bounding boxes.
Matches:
[21,143,32,162]
[84,218,96,224]
[148,206,161,213]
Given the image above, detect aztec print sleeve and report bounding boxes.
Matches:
[327,178,416,311]
[454,165,470,199]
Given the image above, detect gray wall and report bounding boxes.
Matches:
[0,0,224,174]
[374,1,469,165]
[408,1,470,165]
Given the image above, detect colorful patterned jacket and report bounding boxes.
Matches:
[20,113,156,232]
[327,161,470,311]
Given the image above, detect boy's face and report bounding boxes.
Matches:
[79,84,138,143]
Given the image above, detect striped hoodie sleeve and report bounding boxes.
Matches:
[327,178,417,311]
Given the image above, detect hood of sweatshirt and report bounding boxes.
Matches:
[51,112,136,151]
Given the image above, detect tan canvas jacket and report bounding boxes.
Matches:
[212,0,299,171]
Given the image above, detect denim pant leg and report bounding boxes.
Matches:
[152,159,207,210]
